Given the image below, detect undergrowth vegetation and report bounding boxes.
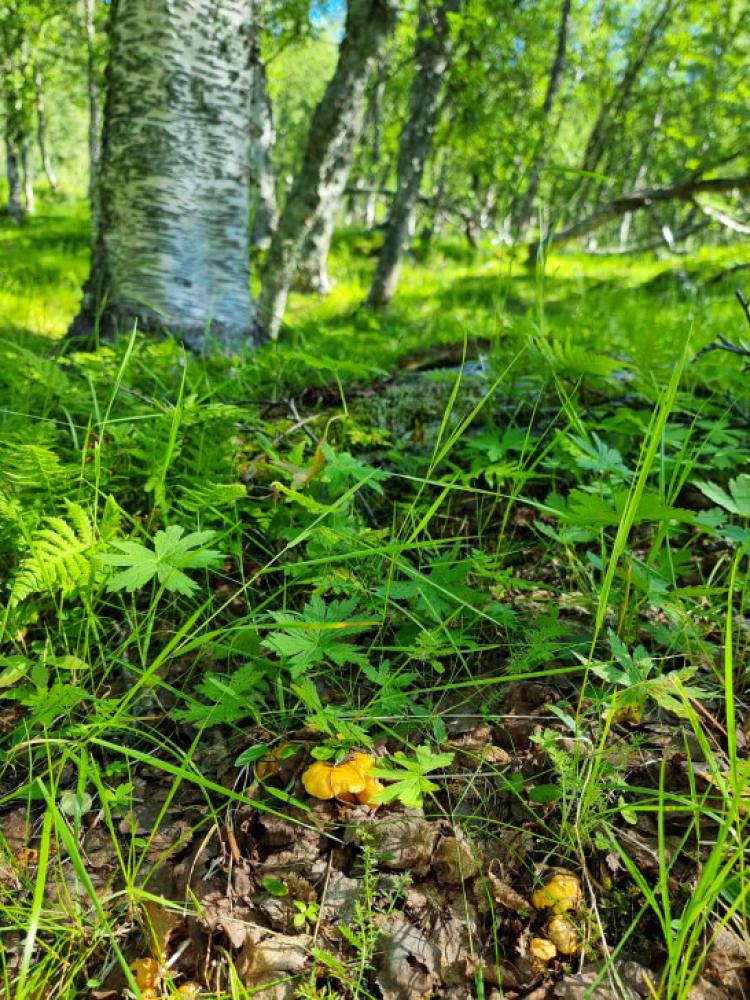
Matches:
[2,199,750,999]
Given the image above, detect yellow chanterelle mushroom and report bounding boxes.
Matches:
[531,871,582,914]
[302,752,383,806]
[547,913,581,955]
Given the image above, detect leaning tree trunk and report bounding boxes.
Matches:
[366,0,460,310]
[34,65,58,191]
[4,137,24,222]
[512,0,571,238]
[249,19,278,250]
[70,0,259,353]
[258,0,398,339]
[296,64,390,290]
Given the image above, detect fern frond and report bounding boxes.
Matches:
[9,501,103,607]
[0,441,63,493]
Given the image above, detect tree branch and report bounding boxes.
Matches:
[534,173,750,251]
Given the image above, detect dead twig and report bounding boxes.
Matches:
[694,290,750,368]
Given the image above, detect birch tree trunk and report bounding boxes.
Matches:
[34,64,57,191]
[258,0,398,339]
[366,0,460,310]
[20,139,34,214]
[512,0,571,237]
[84,0,101,236]
[296,66,389,292]
[70,0,259,353]
[363,75,385,228]
[619,106,663,246]
[249,20,278,250]
[4,138,24,222]
[565,0,677,219]
[295,203,339,293]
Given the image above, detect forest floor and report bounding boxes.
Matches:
[2,195,750,1000]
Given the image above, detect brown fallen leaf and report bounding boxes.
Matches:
[235,924,310,998]
[356,815,438,875]
[432,831,480,884]
[486,872,529,911]
[703,924,750,992]
[375,915,441,1000]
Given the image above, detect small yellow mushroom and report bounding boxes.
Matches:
[330,758,369,798]
[356,773,385,808]
[302,760,337,799]
[177,983,202,997]
[130,957,161,990]
[302,752,377,803]
[531,871,582,914]
[547,914,580,955]
[530,937,557,962]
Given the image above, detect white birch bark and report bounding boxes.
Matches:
[34,64,58,191]
[249,27,278,249]
[366,0,460,309]
[258,0,398,339]
[83,0,100,222]
[20,139,34,213]
[72,0,259,353]
[295,161,349,294]
[4,139,24,222]
[297,69,387,291]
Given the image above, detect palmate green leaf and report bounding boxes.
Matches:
[373,746,455,809]
[263,595,372,678]
[172,661,270,726]
[100,525,224,595]
[546,488,695,529]
[694,475,750,517]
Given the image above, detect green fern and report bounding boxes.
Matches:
[0,440,64,493]
[9,498,120,608]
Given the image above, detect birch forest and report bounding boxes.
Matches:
[1,2,750,999]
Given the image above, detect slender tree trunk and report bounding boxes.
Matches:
[364,74,385,227]
[70,0,259,353]
[249,19,278,249]
[34,64,57,191]
[3,49,27,222]
[566,0,677,218]
[84,0,101,233]
[20,139,34,213]
[4,137,25,222]
[295,203,340,293]
[619,107,663,246]
[366,0,460,309]
[513,0,571,237]
[258,0,398,339]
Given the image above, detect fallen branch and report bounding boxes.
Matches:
[579,219,709,255]
[692,199,750,235]
[533,173,750,251]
